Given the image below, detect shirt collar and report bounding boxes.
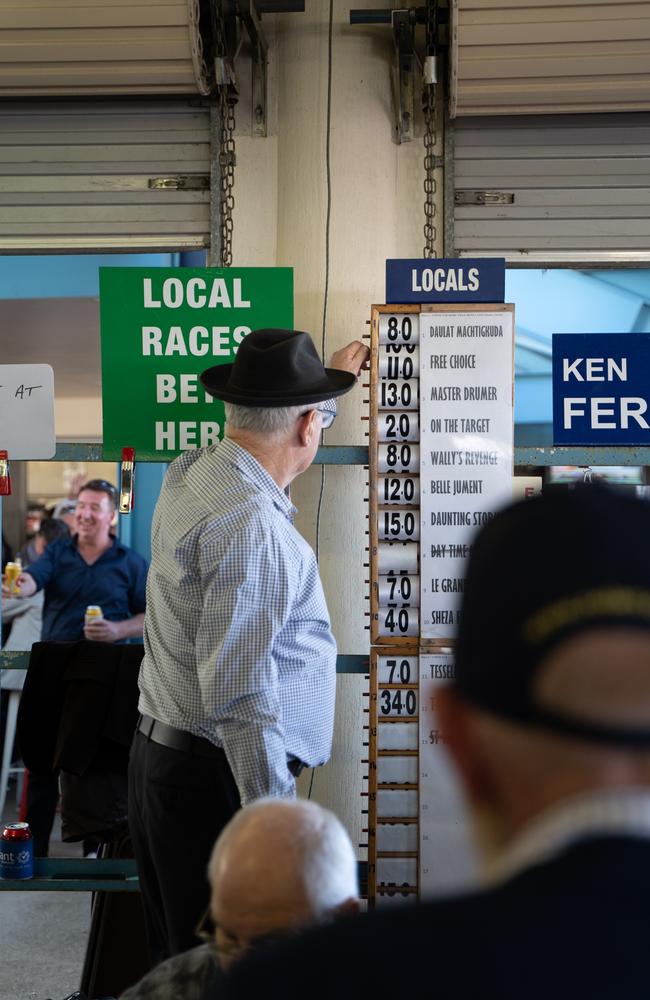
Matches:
[219,438,297,520]
[486,787,650,886]
[71,533,123,555]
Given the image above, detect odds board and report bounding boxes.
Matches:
[367,303,514,905]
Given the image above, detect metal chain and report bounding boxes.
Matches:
[213,0,236,267]
[218,88,236,267]
[422,0,437,259]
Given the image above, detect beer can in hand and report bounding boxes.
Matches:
[85,605,103,628]
[4,561,20,595]
[0,822,34,879]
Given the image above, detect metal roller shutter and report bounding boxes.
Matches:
[0,0,212,96]
[451,0,650,117]
[0,99,211,252]
[451,112,650,265]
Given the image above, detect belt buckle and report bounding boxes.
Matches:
[139,714,155,739]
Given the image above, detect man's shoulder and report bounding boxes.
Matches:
[224,838,650,1000]
[120,943,219,1000]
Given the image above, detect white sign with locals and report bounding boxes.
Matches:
[419,309,514,639]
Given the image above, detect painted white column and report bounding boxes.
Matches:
[230,0,443,849]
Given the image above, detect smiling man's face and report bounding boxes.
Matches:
[75,489,114,545]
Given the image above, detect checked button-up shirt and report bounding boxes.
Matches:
[139,438,337,804]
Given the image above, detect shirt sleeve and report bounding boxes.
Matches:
[24,540,59,592]
[194,513,296,806]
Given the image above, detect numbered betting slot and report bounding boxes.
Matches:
[377,442,420,474]
[377,655,418,685]
[376,823,418,853]
[378,346,420,380]
[379,379,419,410]
[377,858,418,887]
[378,687,418,718]
[377,542,418,575]
[376,606,419,638]
[377,574,420,607]
[377,411,420,442]
[377,721,418,752]
[378,313,420,345]
[368,648,420,908]
[377,756,418,785]
[379,475,419,505]
[378,509,420,542]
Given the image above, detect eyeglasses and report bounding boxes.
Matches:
[302,406,335,430]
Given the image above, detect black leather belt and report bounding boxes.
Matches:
[137,714,305,775]
[137,714,226,760]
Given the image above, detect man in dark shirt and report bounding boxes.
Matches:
[14,479,147,642]
[3,479,148,855]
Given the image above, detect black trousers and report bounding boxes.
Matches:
[127,730,241,967]
[26,771,59,856]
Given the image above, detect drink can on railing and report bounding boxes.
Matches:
[0,822,34,879]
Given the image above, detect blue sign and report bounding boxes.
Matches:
[553,333,650,445]
[386,258,505,304]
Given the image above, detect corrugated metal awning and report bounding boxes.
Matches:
[451,0,650,117]
[0,99,211,252]
[452,112,650,264]
[0,0,212,96]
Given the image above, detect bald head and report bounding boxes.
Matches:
[207,799,359,970]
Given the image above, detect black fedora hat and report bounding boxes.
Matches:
[200,328,356,407]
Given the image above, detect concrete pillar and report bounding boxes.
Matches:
[229,0,444,847]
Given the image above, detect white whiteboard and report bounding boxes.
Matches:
[0,365,56,459]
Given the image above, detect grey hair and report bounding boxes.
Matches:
[208,797,358,916]
[224,401,308,436]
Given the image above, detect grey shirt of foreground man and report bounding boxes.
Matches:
[128,329,369,965]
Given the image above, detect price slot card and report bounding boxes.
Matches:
[377,756,418,785]
[376,606,419,638]
[377,789,418,818]
[377,574,419,607]
[371,306,421,648]
[377,542,418,574]
[378,379,419,410]
[378,313,420,345]
[368,648,419,906]
[378,686,418,719]
[377,411,420,442]
[377,442,420,474]
[376,823,418,853]
[378,475,419,505]
[377,509,420,542]
[378,347,420,380]
[377,858,418,886]
[377,655,418,685]
[377,722,418,751]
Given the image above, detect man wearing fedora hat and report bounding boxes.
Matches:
[128,328,369,965]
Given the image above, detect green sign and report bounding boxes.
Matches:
[100,267,293,460]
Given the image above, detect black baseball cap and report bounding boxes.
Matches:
[454,486,650,746]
